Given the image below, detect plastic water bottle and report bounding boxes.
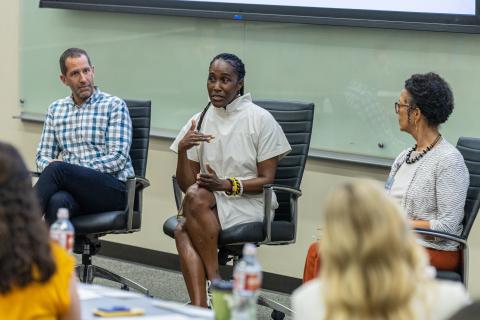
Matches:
[232,243,262,320]
[50,208,75,253]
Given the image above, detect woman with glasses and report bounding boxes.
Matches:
[386,72,469,272]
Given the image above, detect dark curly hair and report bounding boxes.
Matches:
[209,53,246,95]
[0,142,55,293]
[404,72,454,127]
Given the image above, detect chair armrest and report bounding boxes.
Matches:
[172,176,183,211]
[31,171,40,178]
[125,176,150,230]
[135,176,150,189]
[263,184,302,243]
[264,184,302,197]
[414,228,467,246]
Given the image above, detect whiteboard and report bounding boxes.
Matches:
[20,0,480,160]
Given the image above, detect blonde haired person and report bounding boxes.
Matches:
[292,180,469,320]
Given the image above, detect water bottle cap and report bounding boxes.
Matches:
[57,208,69,219]
[242,243,256,256]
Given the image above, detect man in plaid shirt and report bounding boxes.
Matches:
[34,48,134,224]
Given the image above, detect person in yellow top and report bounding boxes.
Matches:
[0,142,80,319]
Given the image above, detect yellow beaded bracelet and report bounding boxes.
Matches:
[225,177,241,196]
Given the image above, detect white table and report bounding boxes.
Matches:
[78,284,214,320]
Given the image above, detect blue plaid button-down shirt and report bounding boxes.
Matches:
[36,88,134,181]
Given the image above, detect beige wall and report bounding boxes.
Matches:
[3,1,480,297]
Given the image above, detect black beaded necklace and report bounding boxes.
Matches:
[405,134,442,164]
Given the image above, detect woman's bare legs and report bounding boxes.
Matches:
[175,221,208,306]
[174,184,221,307]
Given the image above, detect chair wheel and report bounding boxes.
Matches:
[271,310,285,320]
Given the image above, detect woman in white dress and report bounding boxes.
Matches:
[292,180,470,320]
[170,53,291,307]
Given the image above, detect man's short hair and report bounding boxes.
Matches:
[59,48,92,75]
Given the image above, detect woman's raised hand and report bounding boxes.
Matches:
[196,163,230,192]
[178,119,213,153]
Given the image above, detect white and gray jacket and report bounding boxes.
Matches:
[387,139,469,251]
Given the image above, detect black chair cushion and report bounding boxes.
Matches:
[163,216,178,239]
[219,222,265,244]
[436,270,462,282]
[163,215,294,244]
[72,210,141,235]
[163,216,265,245]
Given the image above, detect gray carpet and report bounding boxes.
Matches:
[79,254,293,320]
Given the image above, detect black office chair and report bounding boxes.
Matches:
[416,136,480,286]
[72,100,151,295]
[163,100,314,319]
[448,300,480,320]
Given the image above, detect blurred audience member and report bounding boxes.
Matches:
[0,142,80,319]
[293,180,469,320]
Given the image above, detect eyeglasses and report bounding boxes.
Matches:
[394,102,412,113]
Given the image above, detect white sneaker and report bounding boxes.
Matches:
[206,280,212,308]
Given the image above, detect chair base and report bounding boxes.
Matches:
[76,264,150,296]
[258,294,292,319]
[74,236,150,296]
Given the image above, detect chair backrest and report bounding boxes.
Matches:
[456,137,480,239]
[125,100,151,178]
[448,300,480,320]
[254,100,314,221]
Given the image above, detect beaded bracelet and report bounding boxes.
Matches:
[225,177,235,196]
[225,179,233,196]
[232,178,240,196]
[238,179,244,196]
[225,177,241,196]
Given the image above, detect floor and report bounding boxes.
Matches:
[79,254,293,320]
